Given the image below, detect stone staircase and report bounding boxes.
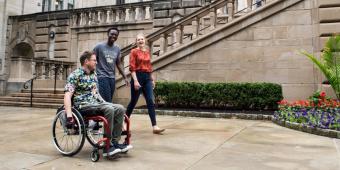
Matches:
[0,89,64,108]
[113,0,276,104]
[112,0,340,104]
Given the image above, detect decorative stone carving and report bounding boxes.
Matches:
[18,23,29,42]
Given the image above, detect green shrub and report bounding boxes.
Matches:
[154,82,283,111]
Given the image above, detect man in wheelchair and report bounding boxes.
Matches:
[64,51,132,157]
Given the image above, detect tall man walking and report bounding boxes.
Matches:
[93,27,129,102]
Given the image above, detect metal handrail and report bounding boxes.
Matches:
[23,64,68,107]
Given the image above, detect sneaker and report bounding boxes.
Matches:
[103,146,121,157]
[88,121,102,130]
[114,143,133,152]
[87,120,96,129]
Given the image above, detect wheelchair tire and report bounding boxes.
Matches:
[52,107,86,156]
[90,149,100,162]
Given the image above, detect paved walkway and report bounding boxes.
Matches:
[0,106,339,170]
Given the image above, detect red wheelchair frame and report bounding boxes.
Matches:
[84,114,131,153]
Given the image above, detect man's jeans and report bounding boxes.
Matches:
[79,102,125,143]
[98,77,115,102]
[126,72,157,126]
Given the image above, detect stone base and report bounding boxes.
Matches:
[6,82,25,95]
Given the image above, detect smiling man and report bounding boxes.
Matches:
[64,51,132,157]
[93,27,129,103]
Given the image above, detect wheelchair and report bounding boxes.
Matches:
[52,105,131,162]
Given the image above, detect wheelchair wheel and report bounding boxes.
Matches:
[86,121,105,148]
[90,148,100,162]
[52,108,85,156]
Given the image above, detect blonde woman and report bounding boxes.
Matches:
[126,34,165,134]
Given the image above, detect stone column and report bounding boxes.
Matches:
[96,10,101,24]
[159,34,168,55]
[234,0,238,13]
[40,62,46,79]
[72,13,78,26]
[175,26,184,47]
[145,5,151,20]
[106,9,111,24]
[118,8,126,22]
[129,7,136,22]
[227,0,234,21]
[209,8,217,30]
[80,12,85,26]
[247,0,252,12]
[192,17,200,39]
[136,6,144,21]
[111,9,117,23]
[125,8,130,22]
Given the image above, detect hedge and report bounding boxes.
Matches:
[154,82,283,110]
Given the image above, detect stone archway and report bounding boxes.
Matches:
[6,42,35,93]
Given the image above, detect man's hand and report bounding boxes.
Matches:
[66,116,75,129]
[124,78,130,87]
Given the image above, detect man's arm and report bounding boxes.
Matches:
[116,52,129,86]
[64,91,74,118]
[116,54,127,78]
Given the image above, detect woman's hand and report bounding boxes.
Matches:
[152,80,156,89]
[134,80,141,90]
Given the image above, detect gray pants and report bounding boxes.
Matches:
[80,102,125,143]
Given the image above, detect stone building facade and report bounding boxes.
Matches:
[1,0,338,103]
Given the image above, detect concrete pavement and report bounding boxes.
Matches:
[0,106,339,170]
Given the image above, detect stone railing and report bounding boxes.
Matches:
[71,1,155,27]
[33,59,74,80]
[70,0,215,28]
[119,0,268,72]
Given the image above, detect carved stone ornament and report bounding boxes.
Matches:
[18,23,29,41]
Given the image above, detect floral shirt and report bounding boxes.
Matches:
[64,68,104,109]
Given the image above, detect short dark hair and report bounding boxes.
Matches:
[80,51,94,65]
[107,27,119,35]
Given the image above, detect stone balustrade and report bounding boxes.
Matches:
[33,59,74,80]
[71,1,153,27]
[118,0,268,73]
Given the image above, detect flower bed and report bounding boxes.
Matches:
[274,92,340,131]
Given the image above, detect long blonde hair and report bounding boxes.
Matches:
[136,33,149,51]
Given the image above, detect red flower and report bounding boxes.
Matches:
[320,91,326,98]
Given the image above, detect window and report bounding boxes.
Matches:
[42,0,51,12]
[68,0,74,9]
[55,0,64,10]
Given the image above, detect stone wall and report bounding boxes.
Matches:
[153,0,317,101]
[34,12,72,60]
[153,0,204,27]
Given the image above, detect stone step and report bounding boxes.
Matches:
[0,96,63,104]
[10,93,64,99]
[21,89,64,94]
[0,101,61,109]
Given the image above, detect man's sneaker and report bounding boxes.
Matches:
[103,146,121,157]
[114,143,133,152]
[88,120,102,130]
